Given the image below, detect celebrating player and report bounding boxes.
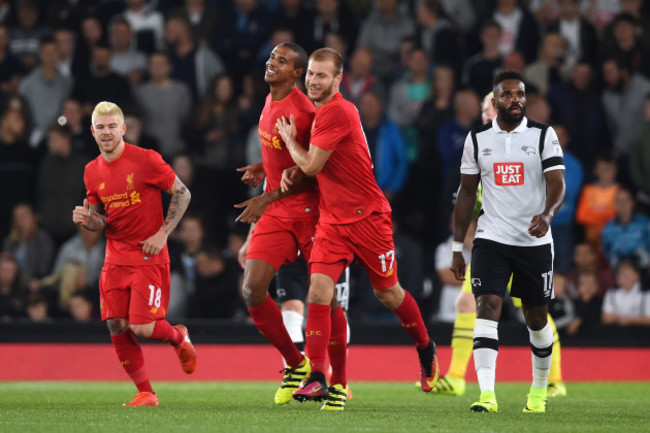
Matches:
[276,48,439,409]
[234,43,349,408]
[452,71,566,413]
[72,101,196,407]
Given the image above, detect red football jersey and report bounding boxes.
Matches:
[84,143,176,265]
[310,92,391,224]
[259,86,319,219]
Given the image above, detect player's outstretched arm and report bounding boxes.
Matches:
[140,176,191,255]
[277,115,332,176]
[451,174,480,280]
[529,169,566,238]
[234,171,316,223]
[236,162,266,187]
[72,199,106,232]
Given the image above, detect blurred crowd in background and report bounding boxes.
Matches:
[1,0,650,331]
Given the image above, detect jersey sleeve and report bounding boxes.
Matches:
[541,127,564,173]
[460,132,480,175]
[310,106,348,152]
[84,165,99,206]
[145,149,176,191]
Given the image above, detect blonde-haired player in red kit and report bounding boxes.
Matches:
[72,101,197,407]
[277,48,439,409]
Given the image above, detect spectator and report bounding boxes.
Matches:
[358,90,409,199]
[550,124,584,274]
[134,51,192,159]
[255,27,295,70]
[273,0,314,48]
[18,36,72,147]
[164,15,225,101]
[601,188,650,269]
[582,0,622,32]
[547,61,611,172]
[51,225,105,291]
[565,270,604,335]
[108,18,148,86]
[0,252,27,320]
[416,0,462,75]
[67,290,95,322]
[356,0,415,85]
[340,47,382,106]
[548,273,575,330]
[73,15,105,75]
[0,108,36,242]
[439,0,476,34]
[491,0,541,63]
[628,93,650,214]
[461,19,502,98]
[608,0,650,49]
[217,0,272,89]
[71,43,133,117]
[387,47,430,160]
[191,244,244,319]
[435,219,474,323]
[523,32,571,95]
[121,0,165,54]
[36,260,89,315]
[309,0,357,55]
[0,24,26,95]
[167,0,219,46]
[190,73,243,170]
[602,260,650,326]
[602,13,650,79]
[35,124,87,247]
[576,154,620,249]
[123,109,160,152]
[546,0,600,69]
[25,292,50,322]
[9,0,49,70]
[53,28,78,81]
[566,242,615,299]
[59,99,95,159]
[2,203,55,280]
[602,56,650,166]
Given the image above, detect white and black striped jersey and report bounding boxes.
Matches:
[460,117,565,247]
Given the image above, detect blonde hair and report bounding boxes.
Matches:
[91,101,124,126]
[309,47,344,76]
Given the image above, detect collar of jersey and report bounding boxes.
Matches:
[492,116,528,134]
[316,92,342,110]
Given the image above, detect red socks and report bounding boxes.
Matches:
[249,295,303,368]
[111,329,153,393]
[305,303,331,374]
[393,290,430,349]
[149,320,183,346]
[328,305,347,387]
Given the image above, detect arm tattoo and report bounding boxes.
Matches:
[85,202,107,231]
[162,178,191,235]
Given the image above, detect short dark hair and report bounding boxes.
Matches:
[279,42,308,71]
[493,70,524,88]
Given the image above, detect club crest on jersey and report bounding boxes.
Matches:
[521,145,536,155]
[126,172,135,190]
[494,162,524,186]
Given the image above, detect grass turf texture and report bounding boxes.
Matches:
[0,382,648,433]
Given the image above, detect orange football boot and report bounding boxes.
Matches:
[123,391,159,407]
[173,324,197,374]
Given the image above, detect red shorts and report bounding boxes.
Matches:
[310,212,398,290]
[246,213,318,270]
[99,263,170,324]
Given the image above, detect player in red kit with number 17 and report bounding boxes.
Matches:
[277,48,439,407]
[72,101,197,407]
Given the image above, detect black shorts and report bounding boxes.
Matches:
[470,238,554,306]
[275,256,350,312]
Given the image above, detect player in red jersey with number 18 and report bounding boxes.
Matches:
[277,48,439,406]
[72,101,197,407]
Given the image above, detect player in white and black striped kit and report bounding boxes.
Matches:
[451,70,566,414]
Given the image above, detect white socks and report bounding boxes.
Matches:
[473,318,499,393]
[528,322,553,389]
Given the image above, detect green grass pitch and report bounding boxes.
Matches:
[0,382,648,433]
